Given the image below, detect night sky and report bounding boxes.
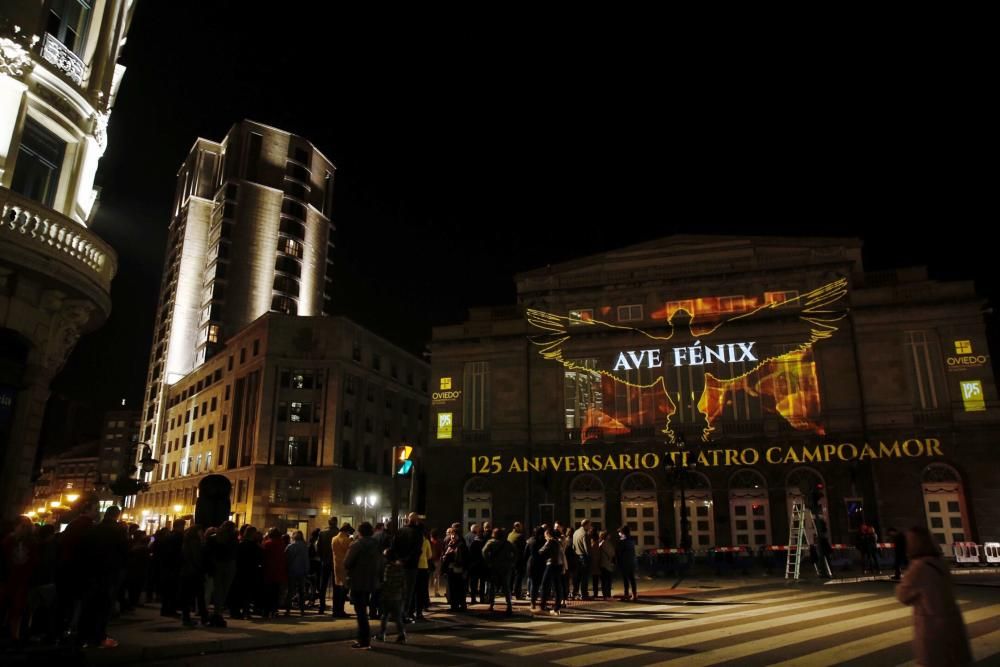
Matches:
[40,5,994,451]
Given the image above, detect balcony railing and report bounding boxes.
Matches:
[1,188,116,290]
[40,32,84,85]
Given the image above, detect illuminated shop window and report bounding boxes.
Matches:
[617,304,643,322]
[621,473,658,548]
[674,472,714,548]
[922,464,967,547]
[729,469,770,548]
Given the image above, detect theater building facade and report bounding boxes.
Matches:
[423,236,1000,552]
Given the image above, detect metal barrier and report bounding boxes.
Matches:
[710,546,752,575]
[953,542,981,566]
[641,547,690,576]
[761,545,795,575]
[984,542,1000,564]
[875,542,897,570]
[828,543,855,571]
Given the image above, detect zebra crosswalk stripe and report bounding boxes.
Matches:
[764,603,999,667]
[551,594,891,666]
[512,591,861,659]
[646,602,1000,667]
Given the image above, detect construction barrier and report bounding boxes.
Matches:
[828,543,855,571]
[983,543,1000,564]
[953,542,981,566]
[760,545,795,575]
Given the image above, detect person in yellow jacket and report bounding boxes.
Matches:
[331,524,354,618]
[413,530,432,620]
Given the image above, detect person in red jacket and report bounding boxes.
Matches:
[261,528,288,619]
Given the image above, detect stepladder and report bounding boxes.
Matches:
[786,502,815,580]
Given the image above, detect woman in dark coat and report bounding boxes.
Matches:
[231,526,262,619]
[895,526,972,666]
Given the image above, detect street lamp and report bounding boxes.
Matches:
[355,493,378,525]
[66,493,80,503]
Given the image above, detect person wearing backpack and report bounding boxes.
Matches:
[482,528,515,615]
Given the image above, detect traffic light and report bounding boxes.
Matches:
[808,483,824,514]
[394,445,413,476]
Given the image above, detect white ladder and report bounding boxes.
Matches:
[786,502,815,580]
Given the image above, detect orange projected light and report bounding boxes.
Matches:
[531,278,847,443]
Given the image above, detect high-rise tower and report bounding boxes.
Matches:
[0,0,134,515]
[140,120,335,467]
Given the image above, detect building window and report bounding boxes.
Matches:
[906,330,941,410]
[617,305,643,322]
[245,132,262,181]
[564,358,601,433]
[207,325,220,344]
[367,385,375,402]
[271,295,297,315]
[289,402,312,423]
[372,353,381,372]
[282,198,306,220]
[221,414,228,431]
[343,409,353,427]
[278,237,303,258]
[764,290,799,304]
[273,275,300,297]
[11,118,66,207]
[210,397,217,411]
[237,479,247,503]
[345,375,356,395]
[718,295,746,313]
[253,340,260,356]
[291,371,314,389]
[208,424,214,439]
[352,342,362,362]
[463,361,490,431]
[46,0,91,53]
[206,452,212,469]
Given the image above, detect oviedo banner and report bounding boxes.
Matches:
[468,437,945,475]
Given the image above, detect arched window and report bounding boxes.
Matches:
[729,469,770,548]
[674,471,714,548]
[922,463,968,547]
[621,472,658,548]
[463,476,492,533]
[786,467,830,542]
[570,473,605,531]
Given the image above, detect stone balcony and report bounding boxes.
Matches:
[1,186,116,302]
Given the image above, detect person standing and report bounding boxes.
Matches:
[571,520,591,599]
[205,520,237,626]
[377,549,406,643]
[618,525,637,601]
[888,526,909,580]
[509,522,527,599]
[316,517,337,614]
[483,528,515,615]
[598,530,615,600]
[895,526,972,666]
[393,513,424,621]
[231,526,261,619]
[284,530,310,616]
[442,525,468,611]
[331,524,353,618]
[344,522,381,650]
[538,528,566,615]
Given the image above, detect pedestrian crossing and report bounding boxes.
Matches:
[420,586,1000,665]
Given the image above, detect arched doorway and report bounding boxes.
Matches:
[621,472,658,548]
[673,471,714,549]
[786,467,830,542]
[570,473,605,531]
[463,476,492,533]
[922,464,969,547]
[729,469,770,548]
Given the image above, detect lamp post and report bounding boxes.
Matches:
[355,493,378,525]
[666,433,697,551]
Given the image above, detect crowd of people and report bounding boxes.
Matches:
[0,501,977,662]
[0,500,641,651]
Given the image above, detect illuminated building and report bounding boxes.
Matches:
[0,0,134,515]
[139,120,336,474]
[32,441,99,512]
[424,236,1000,551]
[133,313,428,533]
